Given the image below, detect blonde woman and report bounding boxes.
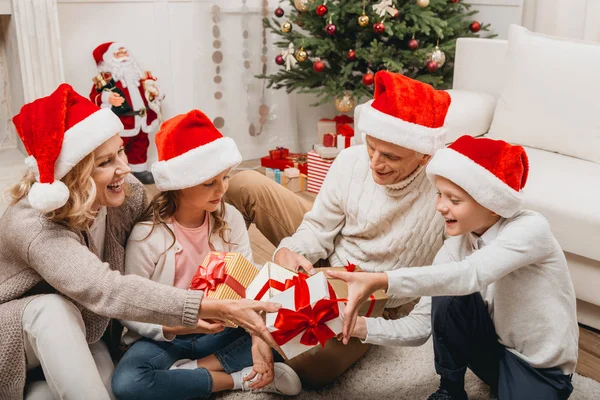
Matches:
[111,110,301,399]
[0,84,280,400]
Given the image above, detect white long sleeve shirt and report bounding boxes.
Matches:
[277,145,445,307]
[364,210,579,374]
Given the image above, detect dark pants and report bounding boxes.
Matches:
[431,294,573,400]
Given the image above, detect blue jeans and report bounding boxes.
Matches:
[112,328,266,400]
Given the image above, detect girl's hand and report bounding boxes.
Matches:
[245,336,275,389]
[325,270,388,344]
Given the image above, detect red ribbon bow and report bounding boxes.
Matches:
[271,278,341,348]
[190,253,246,297]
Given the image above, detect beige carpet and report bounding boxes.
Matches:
[218,338,600,399]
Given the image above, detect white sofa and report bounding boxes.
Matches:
[448,26,600,330]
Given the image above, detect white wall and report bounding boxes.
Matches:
[57,0,522,164]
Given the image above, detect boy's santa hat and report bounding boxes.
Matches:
[426,135,529,218]
[355,71,451,155]
[12,83,124,213]
[92,41,127,67]
[152,110,242,191]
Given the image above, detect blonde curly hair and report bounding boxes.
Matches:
[138,190,233,251]
[6,153,98,231]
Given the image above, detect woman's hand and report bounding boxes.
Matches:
[325,270,388,344]
[163,319,226,337]
[245,336,275,389]
[199,298,284,356]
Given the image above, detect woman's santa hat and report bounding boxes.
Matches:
[152,110,242,191]
[355,71,451,155]
[12,83,124,213]
[92,41,127,68]
[426,135,529,218]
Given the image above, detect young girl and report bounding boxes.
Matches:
[111,110,301,399]
[329,135,578,400]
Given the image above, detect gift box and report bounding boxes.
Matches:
[246,262,301,301]
[313,144,339,159]
[190,252,258,300]
[323,133,336,148]
[314,264,388,318]
[260,155,308,175]
[336,123,356,151]
[269,147,289,159]
[266,272,344,360]
[282,168,307,193]
[307,150,335,194]
[317,116,354,147]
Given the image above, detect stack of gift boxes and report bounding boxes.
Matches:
[191,252,387,360]
[260,147,308,193]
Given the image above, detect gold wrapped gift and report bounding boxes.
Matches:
[190,252,258,300]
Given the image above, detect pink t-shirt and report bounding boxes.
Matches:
[172,213,211,289]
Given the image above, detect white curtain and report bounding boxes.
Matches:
[522,0,600,42]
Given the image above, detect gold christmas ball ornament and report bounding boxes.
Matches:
[296,47,308,62]
[429,45,446,67]
[358,14,370,27]
[335,91,356,113]
[417,0,430,8]
[281,21,292,33]
[294,0,311,12]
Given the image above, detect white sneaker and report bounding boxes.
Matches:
[241,362,302,396]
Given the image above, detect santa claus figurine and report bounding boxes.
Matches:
[90,42,164,184]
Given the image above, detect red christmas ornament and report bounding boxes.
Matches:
[347,49,357,61]
[275,54,285,65]
[313,60,325,73]
[470,21,481,33]
[326,23,337,36]
[316,5,328,17]
[373,22,385,34]
[362,72,374,86]
[426,60,438,73]
[408,38,419,51]
[274,7,285,18]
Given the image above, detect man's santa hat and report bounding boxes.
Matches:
[12,83,124,212]
[92,41,127,68]
[152,110,242,191]
[426,135,529,218]
[355,71,451,155]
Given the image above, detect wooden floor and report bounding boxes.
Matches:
[144,161,600,383]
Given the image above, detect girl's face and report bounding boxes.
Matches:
[92,135,131,210]
[178,169,231,213]
[435,176,500,237]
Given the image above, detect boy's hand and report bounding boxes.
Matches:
[245,336,274,389]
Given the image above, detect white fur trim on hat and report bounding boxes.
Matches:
[426,148,523,218]
[357,100,447,155]
[28,181,69,213]
[152,137,243,191]
[55,108,124,180]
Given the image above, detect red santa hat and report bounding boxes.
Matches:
[12,83,124,212]
[92,41,127,67]
[355,71,451,155]
[426,135,529,218]
[152,110,242,191]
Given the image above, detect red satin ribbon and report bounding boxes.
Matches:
[271,277,341,348]
[190,253,246,298]
[253,273,308,301]
[344,261,376,317]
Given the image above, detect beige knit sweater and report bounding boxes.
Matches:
[0,177,203,399]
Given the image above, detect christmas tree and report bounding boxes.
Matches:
[261,0,492,110]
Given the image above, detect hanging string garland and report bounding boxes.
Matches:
[211,4,225,129]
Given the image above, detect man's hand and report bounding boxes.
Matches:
[325,270,388,344]
[274,248,315,275]
[245,336,275,389]
[108,92,124,107]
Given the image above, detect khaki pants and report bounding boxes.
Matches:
[22,294,115,400]
[226,170,372,388]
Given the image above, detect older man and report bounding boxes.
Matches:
[226,71,450,386]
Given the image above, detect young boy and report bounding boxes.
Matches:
[328,135,578,400]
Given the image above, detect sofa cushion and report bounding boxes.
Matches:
[444,89,497,144]
[488,25,600,164]
[522,146,600,261]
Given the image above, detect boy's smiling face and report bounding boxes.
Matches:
[434,176,501,237]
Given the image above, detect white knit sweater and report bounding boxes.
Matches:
[277,145,445,307]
